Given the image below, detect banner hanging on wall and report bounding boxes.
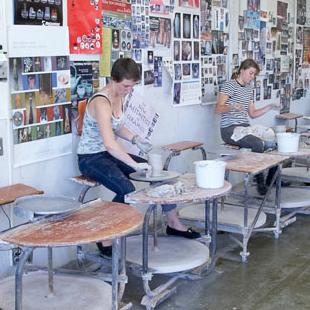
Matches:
[68,0,102,54]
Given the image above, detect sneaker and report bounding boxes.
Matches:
[96,243,112,258]
[166,226,201,239]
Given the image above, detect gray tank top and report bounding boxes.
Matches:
[77,92,125,155]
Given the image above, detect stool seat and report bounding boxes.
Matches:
[126,235,209,274]
[179,204,267,228]
[276,113,303,120]
[0,184,43,206]
[162,140,204,152]
[0,272,112,310]
[222,143,240,150]
[70,175,100,187]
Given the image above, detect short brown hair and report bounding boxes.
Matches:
[111,58,141,82]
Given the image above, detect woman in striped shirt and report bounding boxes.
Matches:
[216,59,277,195]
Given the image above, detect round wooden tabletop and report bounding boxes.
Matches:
[0,199,143,247]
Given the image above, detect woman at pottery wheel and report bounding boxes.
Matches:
[216,59,280,195]
[77,58,200,257]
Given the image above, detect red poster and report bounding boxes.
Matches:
[102,0,131,14]
[68,0,102,54]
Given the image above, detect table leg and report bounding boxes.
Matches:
[274,165,282,239]
[204,200,210,237]
[142,204,157,274]
[112,238,120,310]
[211,198,218,259]
[15,247,34,310]
[240,174,250,262]
[47,247,54,295]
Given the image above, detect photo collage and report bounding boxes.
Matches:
[172,1,201,106]
[10,56,71,144]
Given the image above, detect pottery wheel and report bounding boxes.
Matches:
[281,167,310,183]
[278,187,310,209]
[129,170,180,182]
[179,203,267,228]
[14,195,81,220]
[0,272,112,310]
[126,235,209,274]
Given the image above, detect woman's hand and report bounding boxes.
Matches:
[135,162,152,173]
[271,103,281,110]
[132,135,153,153]
[231,104,244,112]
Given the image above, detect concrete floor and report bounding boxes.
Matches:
[123,214,310,310]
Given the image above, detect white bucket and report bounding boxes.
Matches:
[276,133,300,153]
[194,160,226,189]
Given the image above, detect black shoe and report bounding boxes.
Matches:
[166,226,201,239]
[257,183,268,195]
[96,243,112,258]
[255,173,267,195]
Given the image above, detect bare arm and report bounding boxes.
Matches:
[248,101,275,118]
[215,93,243,113]
[92,97,139,169]
[115,126,135,142]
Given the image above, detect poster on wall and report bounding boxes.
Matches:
[172,3,201,106]
[14,0,63,26]
[9,56,71,144]
[303,28,310,64]
[101,0,132,76]
[121,88,159,156]
[131,0,150,49]
[68,0,102,54]
[70,61,100,107]
[200,0,229,105]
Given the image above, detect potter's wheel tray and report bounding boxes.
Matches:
[129,170,180,182]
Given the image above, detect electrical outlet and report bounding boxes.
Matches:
[0,137,3,156]
[12,247,22,265]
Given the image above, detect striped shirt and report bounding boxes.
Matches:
[77,93,125,155]
[219,79,254,128]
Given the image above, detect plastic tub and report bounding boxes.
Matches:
[194,160,226,189]
[276,133,300,153]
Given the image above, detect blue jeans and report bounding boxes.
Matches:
[221,124,265,153]
[78,151,176,212]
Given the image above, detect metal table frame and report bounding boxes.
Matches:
[0,199,142,310]
[125,175,231,309]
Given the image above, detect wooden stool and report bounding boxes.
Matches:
[276,112,303,132]
[162,140,207,170]
[0,199,143,310]
[70,175,100,203]
[0,183,43,207]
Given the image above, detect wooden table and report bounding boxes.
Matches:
[221,152,289,262]
[125,173,231,308]
[0,199,143,310]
